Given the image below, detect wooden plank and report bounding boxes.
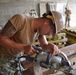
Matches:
[49,38,68,43]
[67,53,76,60]
[60,43,76,56]
[63,29,76,37]
[62,29,76,44]
[21,61,37,69]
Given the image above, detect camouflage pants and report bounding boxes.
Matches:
[0,52,25,75]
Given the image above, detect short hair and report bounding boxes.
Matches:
[42,11,52,18]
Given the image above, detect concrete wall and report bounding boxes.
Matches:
[0,0,38,26]
[0,0,76,27]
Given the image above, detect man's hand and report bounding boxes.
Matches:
[24,45,37,56]
[47,43,60,55]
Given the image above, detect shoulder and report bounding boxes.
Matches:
[11,14,25,20]
[9,14,26,30]
[9,14,26,25]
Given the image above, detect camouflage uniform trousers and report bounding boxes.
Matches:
[0,52,24,75]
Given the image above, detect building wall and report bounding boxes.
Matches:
[0,0,38,26]
[0,0,76,27]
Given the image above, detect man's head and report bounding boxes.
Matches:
[42,11,64,36]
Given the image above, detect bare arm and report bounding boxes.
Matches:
[0,21,37,55]
[38,35,54,51]
[38,35,48,51]
[0,21,24,51]
[38,35,60,55]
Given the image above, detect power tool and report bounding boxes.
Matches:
[32,46,76,75]
[18,46,76,75]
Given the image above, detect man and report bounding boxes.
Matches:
[0,11,63,75]
[65,7,71,28]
